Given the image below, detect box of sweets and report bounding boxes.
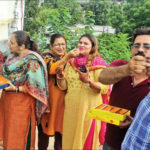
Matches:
[88,104,130,126]
[0,75,11,89]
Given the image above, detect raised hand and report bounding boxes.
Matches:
[56,66,65,79]
[128,55,147,75]
[67,48,80,59]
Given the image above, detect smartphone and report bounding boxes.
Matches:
[78,65,87,73]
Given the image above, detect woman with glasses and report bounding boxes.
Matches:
[38,34,78,150]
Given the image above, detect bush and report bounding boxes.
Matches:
[97,33,131,64]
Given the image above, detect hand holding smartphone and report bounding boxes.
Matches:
[78,65,87,73]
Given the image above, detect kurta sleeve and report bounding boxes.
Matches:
[57,62,70,91]
[42,52,62,75]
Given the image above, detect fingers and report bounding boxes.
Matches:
[69,49,80,58]
[56,67,64,74]
[132,56,146,67]
[126,115,133,121]
[73,49,80,57]
[4,86,10,91]
[8,82,16,89]
[145,57,150,76]
[4,83,16,91]
[133,55,145,61]
[128,56,147,74]
[77,70,90,83]
[146,57,150,63]
[119,121,131,128]
[119,115,133,128]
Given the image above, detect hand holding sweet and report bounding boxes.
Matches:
[128,55,147,75]
[67,49,80,59]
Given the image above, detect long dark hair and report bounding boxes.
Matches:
[13,31,38,52]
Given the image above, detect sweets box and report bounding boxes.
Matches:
[0,75,11,89]
[88,104,130,126]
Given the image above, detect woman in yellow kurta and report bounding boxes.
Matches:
[57,34,109,150]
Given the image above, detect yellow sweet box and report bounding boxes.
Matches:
[88,104,130,126]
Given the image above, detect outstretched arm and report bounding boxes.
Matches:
[99,56,147,84]
[98,64,130,84]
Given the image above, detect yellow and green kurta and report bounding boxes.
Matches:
[62,57,109,150]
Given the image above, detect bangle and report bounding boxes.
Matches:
[57,76,65,80]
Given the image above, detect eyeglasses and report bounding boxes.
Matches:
[53,43,66,47]
[131,44,150,50]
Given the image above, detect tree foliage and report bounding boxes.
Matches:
[108,0,150,35]
[24,0,40,35]
[42,0,83,25]
[82,0,111,25]
[24,0,132,63]
[81,0,150,37]
[98,33,131,64]
[24,0,83,36]
[31,8,95,51]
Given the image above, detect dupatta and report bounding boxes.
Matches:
[69,56,107,71]
[1,51,48,122]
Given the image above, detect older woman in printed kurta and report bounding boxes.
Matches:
[39,34,78,150]
[0,31,48,150]
[57,34,109,150]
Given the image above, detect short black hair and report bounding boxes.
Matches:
[132,27,150,43]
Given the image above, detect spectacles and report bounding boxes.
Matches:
[53,43,66,47]
[131,44,150,50]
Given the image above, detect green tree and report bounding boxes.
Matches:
[41,0,83,24]
[24,0,40,35]
[108,0,150,36]
[31,8,95,51]
[98,33,131,64]
[82,0,111,25]
[24,0,84,36]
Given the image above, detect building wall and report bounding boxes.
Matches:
[0,0,25,55]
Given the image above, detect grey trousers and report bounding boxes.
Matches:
[103,142,117,150]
